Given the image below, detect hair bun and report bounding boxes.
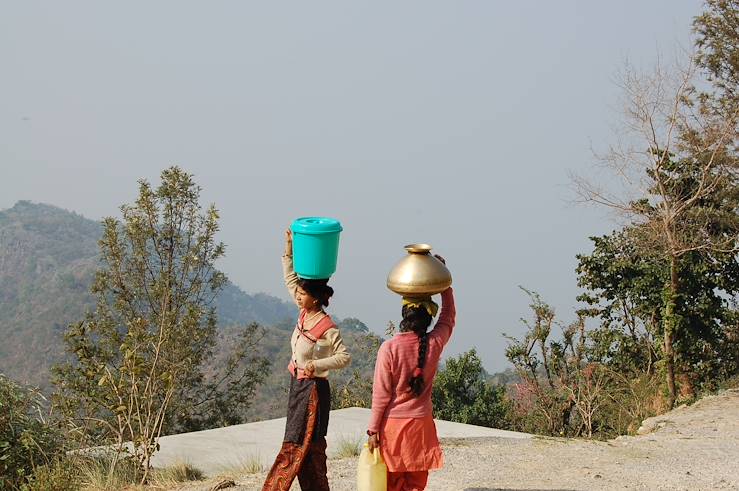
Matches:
[297,278,334,307]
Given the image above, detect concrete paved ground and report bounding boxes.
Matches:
[150,407,531,476]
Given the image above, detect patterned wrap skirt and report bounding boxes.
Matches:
[284,376,331,443]
[262,376,331,491]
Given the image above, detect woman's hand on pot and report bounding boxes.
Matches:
[303,360,315,377]
[367,433,380,452]
[434,254,446,265]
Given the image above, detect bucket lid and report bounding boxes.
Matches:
[291,217,343,234]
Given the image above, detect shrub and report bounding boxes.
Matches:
[0,375,63,490]
[20,457,79,491]
[432,349,513,429]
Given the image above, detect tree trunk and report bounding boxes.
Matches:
[664,255,679,409]
[562,398,575,433]
[647,310,658,376]
[539,339,555,390]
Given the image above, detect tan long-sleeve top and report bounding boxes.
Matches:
[282,255,351,378]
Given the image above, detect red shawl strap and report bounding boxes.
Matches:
[297,314,336,344]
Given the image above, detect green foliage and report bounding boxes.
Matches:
[595,371,662,436]
[577,225,739,392]
[19,457,80,491]
[0,375,63,490]
[694,0,739,104]
[638,155,739,405]
[51,167,269,482]
[432,349,512,428]
[576,230,664,375]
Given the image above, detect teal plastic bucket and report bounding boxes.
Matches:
[291,217,343,279]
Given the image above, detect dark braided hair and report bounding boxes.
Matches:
[400,304,432,397]
[297,278,334,307]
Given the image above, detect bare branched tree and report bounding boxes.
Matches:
[573,55,739,408]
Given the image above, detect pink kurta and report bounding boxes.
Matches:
[368,288,456,473]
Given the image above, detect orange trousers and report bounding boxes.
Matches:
[387,470,429,491]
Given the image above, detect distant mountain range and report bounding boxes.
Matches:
[0,201,299,388]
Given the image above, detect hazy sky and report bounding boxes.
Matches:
[1,1,703,372]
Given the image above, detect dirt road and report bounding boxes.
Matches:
[187,388,739,490]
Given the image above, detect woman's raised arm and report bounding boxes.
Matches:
[282,229,300,306]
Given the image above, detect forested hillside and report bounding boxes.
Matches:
[0,201,300,389]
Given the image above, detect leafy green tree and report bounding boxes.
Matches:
[52,167,269,483]
[577,228,739,392]
[576,230,663,375]
[432,349,511,428]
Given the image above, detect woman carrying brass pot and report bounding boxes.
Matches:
[262,229,351,491]
[367,254,455,491]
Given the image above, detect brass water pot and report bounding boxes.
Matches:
[386,244,452,296]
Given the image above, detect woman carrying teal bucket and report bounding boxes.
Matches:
[263,218,351,491]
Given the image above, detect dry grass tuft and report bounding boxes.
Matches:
[215,453,265,478]
[151,460,204,485]
[333,434,363,459]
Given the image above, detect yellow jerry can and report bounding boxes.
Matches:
[357,443,387,491]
